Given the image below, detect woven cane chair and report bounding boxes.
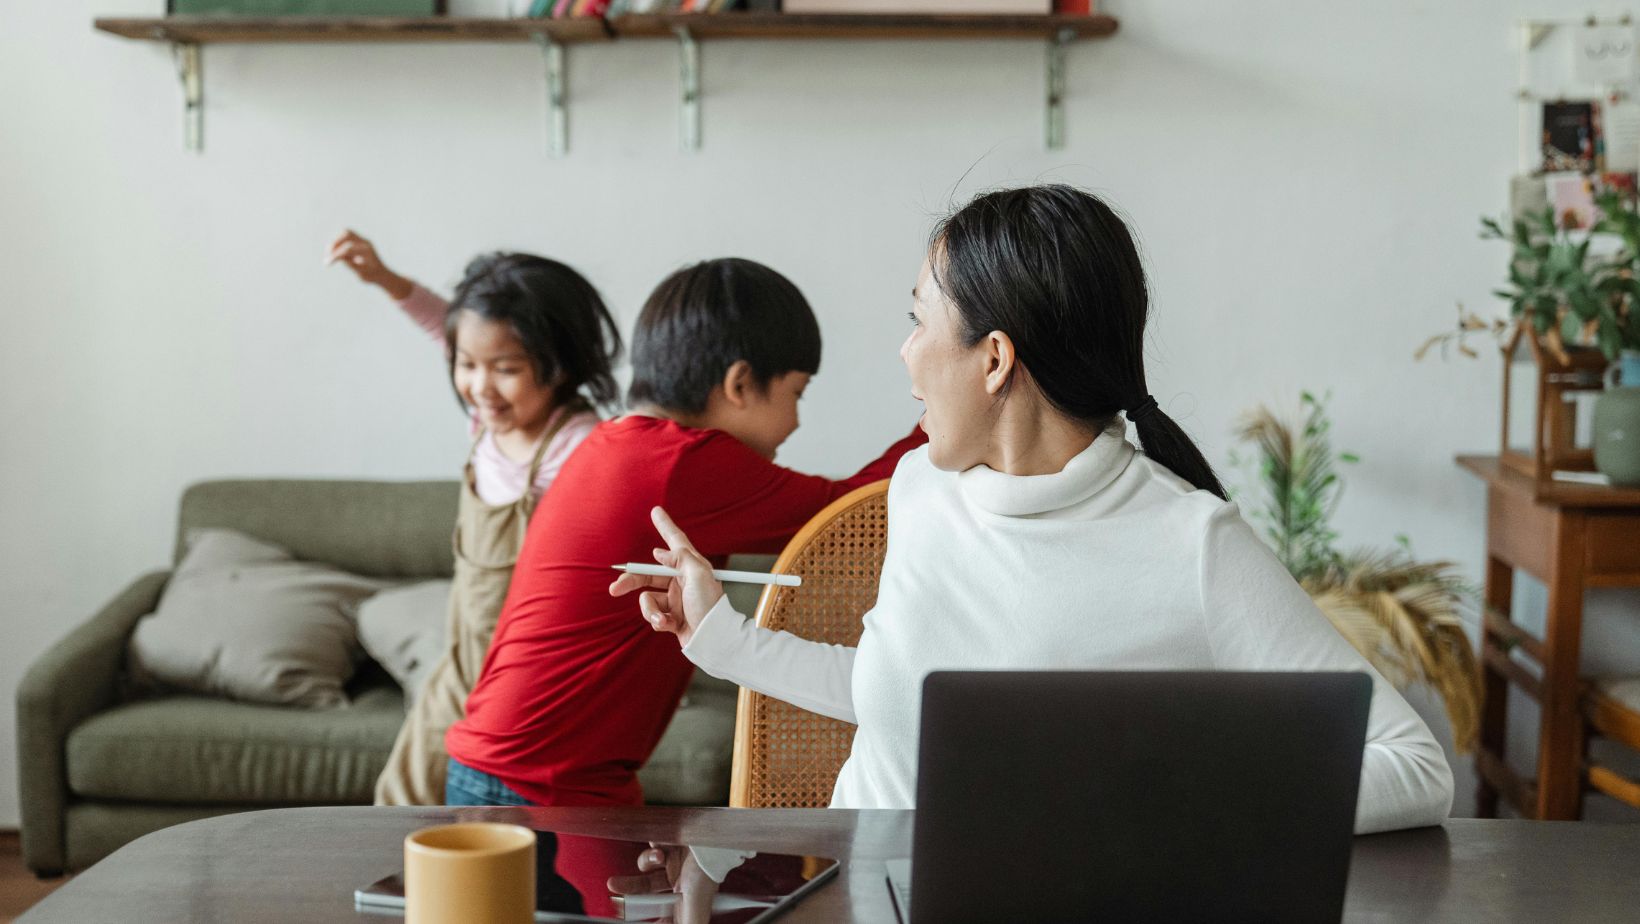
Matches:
[728,480,890,808]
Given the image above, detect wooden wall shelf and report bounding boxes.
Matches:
[94,16,612,45]
[93,13,1116,45]
[612,12,1116,41]
[92,12,1118,154]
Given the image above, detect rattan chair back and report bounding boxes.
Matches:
[728,480,890,808]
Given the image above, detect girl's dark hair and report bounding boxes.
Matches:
[932,185,1227,500]
[627,258,822,414]
[444,252,622,411]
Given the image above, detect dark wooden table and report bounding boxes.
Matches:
[1458,455,1640,820]
[18,807,1640,922]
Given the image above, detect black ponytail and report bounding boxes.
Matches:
[1129,403,1228,501]
[933,185,1227,500]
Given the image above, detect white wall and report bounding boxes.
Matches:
[3,0,1638,828]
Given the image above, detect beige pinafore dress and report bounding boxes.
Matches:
[373,405,584,805]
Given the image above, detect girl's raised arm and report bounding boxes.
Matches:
[326,230,447,340]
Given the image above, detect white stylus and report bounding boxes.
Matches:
[612,563,802,588]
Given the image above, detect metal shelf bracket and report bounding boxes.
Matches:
[171,42,203,153]
[1046,27,1072,150]
[675,25,701,151]
[534,33,568,157]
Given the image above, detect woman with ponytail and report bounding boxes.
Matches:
[613,185,1454,836]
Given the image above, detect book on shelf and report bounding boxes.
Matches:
[617,0,718,12]
[167,0,445,13]
[783,1,1051,12]
[679,0,748,12]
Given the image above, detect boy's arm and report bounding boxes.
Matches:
[841,426,927,487]
[666,425,926,557]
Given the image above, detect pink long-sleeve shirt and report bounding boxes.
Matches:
[399,284,599,506]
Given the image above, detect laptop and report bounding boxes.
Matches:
[887,670,1372,924]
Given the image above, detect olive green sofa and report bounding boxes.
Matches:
[16,479,751,876]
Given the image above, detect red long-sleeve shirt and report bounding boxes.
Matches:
[445,414,926,806]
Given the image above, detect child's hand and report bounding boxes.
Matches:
[608,507,725,648]
[326,230,413,301]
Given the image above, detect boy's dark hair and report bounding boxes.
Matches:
[444,252,623,410]
[626,258,822,414]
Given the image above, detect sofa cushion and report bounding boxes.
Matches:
[356,579,451,706]
[129,529,386,708]
[66,684,404,805]
[639,685,738,805]
[176,479,459,580]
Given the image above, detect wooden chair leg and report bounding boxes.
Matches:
[1476,557,1513,818]
[1574,688,1591,820]
[1535,511,1588,821]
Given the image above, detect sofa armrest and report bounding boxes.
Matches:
[16,570,169,874]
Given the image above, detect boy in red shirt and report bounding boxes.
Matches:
[445,258,924,807]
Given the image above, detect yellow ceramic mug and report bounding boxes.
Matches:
[404,822,537,924]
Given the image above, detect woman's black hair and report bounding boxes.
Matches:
[443,252,622,411]
[931,185,1227,500]
[626,258,822,414]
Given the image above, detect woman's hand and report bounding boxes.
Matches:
[325,230,413,301]
[608,507,724,648]
[606,845,721,924]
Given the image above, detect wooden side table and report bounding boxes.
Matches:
[1458,456,1640,820]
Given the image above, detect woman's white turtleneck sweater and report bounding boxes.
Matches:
[682,422,1455,834]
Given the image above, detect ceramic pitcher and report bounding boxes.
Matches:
[1593,351,1640,486]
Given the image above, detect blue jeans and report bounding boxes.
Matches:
[445,759,535,807]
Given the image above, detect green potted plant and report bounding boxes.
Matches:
[1481,195,1640,364]
[1422,194,1640,483]
[1232,393,1483,750]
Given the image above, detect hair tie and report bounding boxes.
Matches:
[1127,395,1160,424]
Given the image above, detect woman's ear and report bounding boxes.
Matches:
[983,331,1017,396]
[720,360,755,409]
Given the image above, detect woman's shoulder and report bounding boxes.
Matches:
[1131,473,1271,574]
[885,444,940,495]
[1115,451,1241,535]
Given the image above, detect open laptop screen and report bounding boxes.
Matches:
[902,670,1371,924]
